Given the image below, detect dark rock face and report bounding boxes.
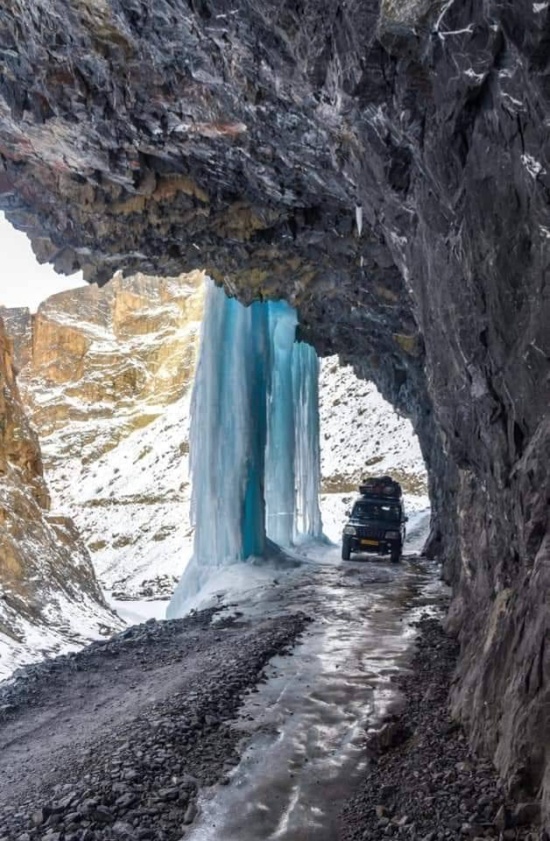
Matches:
[1,0,549,821]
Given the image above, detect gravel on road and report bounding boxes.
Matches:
[340,616,545,841]
[0,608,309,841]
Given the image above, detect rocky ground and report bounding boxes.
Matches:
[0,608,308,841]
[1,576,545,841]
[340,616,545,841]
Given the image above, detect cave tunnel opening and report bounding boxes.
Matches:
[2,0,550,825]
[0,213,430,622]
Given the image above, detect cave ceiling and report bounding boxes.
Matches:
[0,0,549,452]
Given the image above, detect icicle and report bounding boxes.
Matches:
[355,204,363,237]
[265,302,298,547]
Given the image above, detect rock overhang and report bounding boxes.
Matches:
[0,0,424,490]
[0,0,415,335]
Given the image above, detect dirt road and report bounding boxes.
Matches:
[0,534,449,841]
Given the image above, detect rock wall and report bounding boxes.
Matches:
[0,318,121,679]
[0,271,204,463]
[0,0,549,819]
[1,273,204,599]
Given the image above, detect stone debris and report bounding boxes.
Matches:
[340,617,546,841]
[0,609,309,841]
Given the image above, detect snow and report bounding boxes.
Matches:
[501,92,524,110]
[44,393,194,597]
[521,153,546,179]
[355,205,363,237]
[171,559,298,616]
[463,69,485,83]
[0,595,117,681]
[107,597,169,624]
[318,357,426,494]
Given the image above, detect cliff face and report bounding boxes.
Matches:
[2,271,204,463]
[2,273,204,599]
[0,0,549,816]
[0,318,121,680]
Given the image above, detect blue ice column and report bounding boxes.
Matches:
[167,282,270,616]
[265,302,298,547]
[167,282,323,618]
[264,304,323,545]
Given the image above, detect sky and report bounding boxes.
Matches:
[0,213,87,311]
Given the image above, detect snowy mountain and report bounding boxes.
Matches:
[4,271,204,466]
[319,358,427,495]
[0,318,122,681]
[2,274,203,603]
[47,393,193,599]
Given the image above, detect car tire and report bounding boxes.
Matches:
[341,539,351,561]
[391,548,401,563]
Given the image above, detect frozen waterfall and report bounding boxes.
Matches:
[167,281,323,617]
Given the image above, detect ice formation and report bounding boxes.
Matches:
[292,344,323,541]
[264,301,298,547]
[167,281,322,617]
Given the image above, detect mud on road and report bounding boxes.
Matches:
[0,608,309,841]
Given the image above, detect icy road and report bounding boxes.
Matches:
[186,509,446,841]
[0,509,444,841]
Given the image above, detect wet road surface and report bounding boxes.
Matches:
[188,535,446,841]
[0,513,445,841]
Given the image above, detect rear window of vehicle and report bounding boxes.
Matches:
[352,502,402,522]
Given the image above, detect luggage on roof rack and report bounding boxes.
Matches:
[359,476,402,499]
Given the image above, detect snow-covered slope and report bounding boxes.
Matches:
[3,274,204,602]
[0,505,123,680]
[319,357,427,494]
[45,393,193,598]
[318,356,428,544]
[0,319,122,681]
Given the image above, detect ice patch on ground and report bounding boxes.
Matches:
[107,597,170,625]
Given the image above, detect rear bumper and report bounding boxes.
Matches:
[347,537,401,555]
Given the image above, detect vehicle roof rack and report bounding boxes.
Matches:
[358,476,402,499]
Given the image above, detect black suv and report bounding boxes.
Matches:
[341,478,406,563]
